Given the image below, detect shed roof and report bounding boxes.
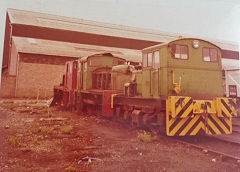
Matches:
[12,36,142,62]
[8,8,176,43]
[8,8,239,51]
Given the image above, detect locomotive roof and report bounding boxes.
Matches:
[142,38,222,52]
[80,53,127,62]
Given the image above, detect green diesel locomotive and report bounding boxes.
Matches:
[52,38,238,136]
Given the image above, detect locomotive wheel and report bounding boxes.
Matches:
[131,110,143,128]
[112,107,119,122]
[86,104,95,115]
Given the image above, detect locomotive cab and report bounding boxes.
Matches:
[141,39,223,100]
[79,53,125,91]
[77,53,127,116]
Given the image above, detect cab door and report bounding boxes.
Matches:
[78,62,83,90]
[151,51,160,97]
[142,51,161,98]
[142,52,153,97]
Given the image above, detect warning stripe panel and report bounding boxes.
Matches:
[166,96,235,136]
[221,99,232,117]
[166,114,232,136]
[167,114,206,136]
[228,98,238,117]
[206,115,231,135]
[179,115,200,136]
[215,98,238,117]
[172,96,193,118]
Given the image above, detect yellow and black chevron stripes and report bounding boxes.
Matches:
[206,114,232,135]
[166,96,235,136]
[215,98,238,117]
[168,96,193,118]
[166,114,232,136]
[166,114,206,136]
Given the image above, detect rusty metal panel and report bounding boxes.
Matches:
[102,91,115,117]
[65,61,78,91]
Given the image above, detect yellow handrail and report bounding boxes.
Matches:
[172,72,181,94]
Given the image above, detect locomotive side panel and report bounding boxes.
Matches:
[166,39,223,99]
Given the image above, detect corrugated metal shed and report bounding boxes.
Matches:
[7,8,176,43]
[3,8,239,69]
[12,36,142,62]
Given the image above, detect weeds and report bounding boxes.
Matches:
[31,127,40,134]
[65,165,76,171]
[8,136,22,147]
[41,126,54,135]
[44,112,56,118]
[137,131,158,143]
[61,126,73,134]
[0,103,28,110]
[77,132,84,137]
[32,138,40,145]
[37,106,49,113]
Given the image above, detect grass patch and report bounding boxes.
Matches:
[61,126,73,134]
[137,131,158,143]
[77,132,84,138]
[45,112,57,118]
[31,127,40,134]
[41,126,54,135]
[32,138,40,145]
[37,106,49,113]
[8,136,22,147]
[65,165,76,171]
[0,103,28,110]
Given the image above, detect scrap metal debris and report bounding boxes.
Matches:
[78,156,101,164]
[39,117,68,121]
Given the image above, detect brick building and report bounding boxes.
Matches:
[1,9,239,98]
[1,36,140,98]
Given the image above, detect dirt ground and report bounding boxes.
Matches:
[0,101,239,172]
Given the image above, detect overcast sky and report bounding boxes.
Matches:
[0,0,240,68]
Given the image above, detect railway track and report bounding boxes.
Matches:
[111,115,240,164]
[62,106,240,164]
[174,117,240,164]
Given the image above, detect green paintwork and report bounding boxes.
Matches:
[134,71,142,94]
[79,54,126,90]
[139,38,224,100]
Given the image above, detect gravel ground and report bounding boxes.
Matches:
[0,101,239,172]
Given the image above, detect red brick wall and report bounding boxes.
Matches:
[0,73,16,98]
[9,40,18,75]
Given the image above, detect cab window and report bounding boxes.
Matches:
[113,59,125,66]
[143,53,147,67]
[203,47,218,62]
[174,45,188,60]
[147,53,152,67]
[73,62,77,69]
[143,52,153,67]
[78,62,81,72]
[89,57,102,66]
[84,62,87,71]
[153,51,160,69]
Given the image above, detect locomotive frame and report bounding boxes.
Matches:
[51,38,238,136]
